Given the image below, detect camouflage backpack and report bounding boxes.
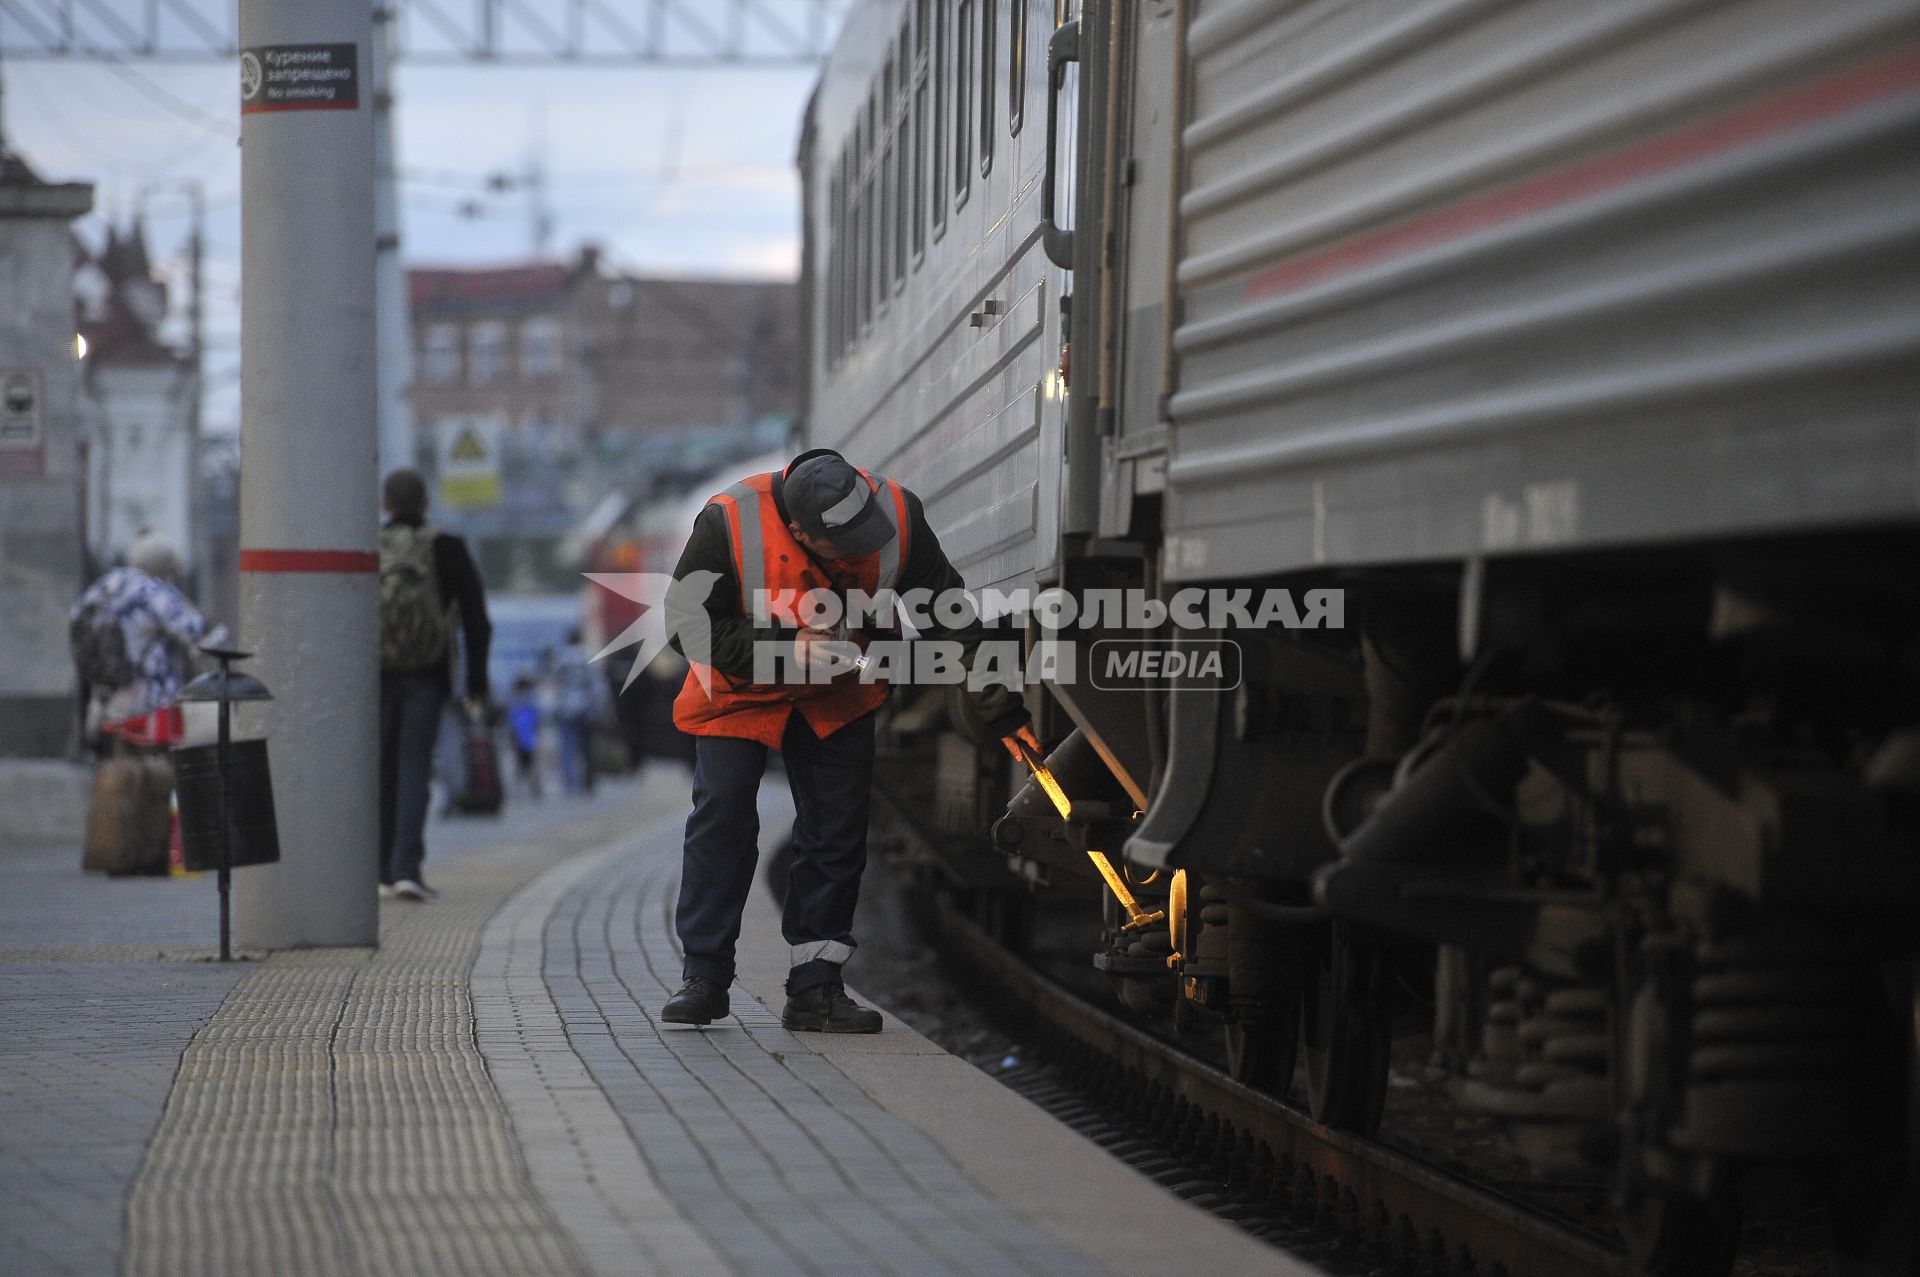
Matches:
[379,523,451,669]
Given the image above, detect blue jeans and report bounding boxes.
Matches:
[379,671,447,884]
[556,713,592,794]
[677,710,875,995]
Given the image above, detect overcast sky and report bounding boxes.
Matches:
[3,53,822,435]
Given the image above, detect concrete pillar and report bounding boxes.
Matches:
[371,6,415,479]
[233,0,379,948]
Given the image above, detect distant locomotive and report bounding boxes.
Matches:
[798,2,1920,1273]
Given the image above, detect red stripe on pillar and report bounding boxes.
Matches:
[239,549,380,574]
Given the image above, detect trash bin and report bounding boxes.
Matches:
[173,646,278,959]
[173,738,279,871]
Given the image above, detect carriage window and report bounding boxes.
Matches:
[848,152,859,355]
[979,0,995,176]
[880,53,895,311]
[912,3,929,263]
[1009,0,1027,135]
[894,23,910,288]
[860,109,875,333]
[837,154,851,358]
[955,0,973,208]
[932,0,949,239]
[827,157,841,362]
[867,94,879,324]
[854,137,864,338]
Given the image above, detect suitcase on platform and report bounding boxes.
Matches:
[83,752,174,875]
[450,719,503,815]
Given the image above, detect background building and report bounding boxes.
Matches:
[75,218,199,583]
[0,130,94,840]
[406,246,798,589]
[574,268,797,435]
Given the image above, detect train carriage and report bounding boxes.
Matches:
[802,0,1069,597]
[798,2,1920,1273]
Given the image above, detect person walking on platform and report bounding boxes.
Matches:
[551,627,609,795]
[378,468,492,902]
[660,450,1035,1033]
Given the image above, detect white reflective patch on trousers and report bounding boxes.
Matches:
[790,940,854,967]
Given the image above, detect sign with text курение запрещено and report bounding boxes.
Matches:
[239,44,359,114]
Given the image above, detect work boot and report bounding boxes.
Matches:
[661,976,729,1026]
[782,982,883,1034]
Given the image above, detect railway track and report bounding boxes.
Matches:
[931,904,1634,1277]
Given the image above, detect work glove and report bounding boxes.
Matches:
[1001,722,1044,767]
[794,626,862,677]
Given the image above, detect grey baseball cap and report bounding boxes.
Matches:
[784,454,896,558]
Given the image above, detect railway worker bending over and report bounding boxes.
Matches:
[661,449,1035,1032]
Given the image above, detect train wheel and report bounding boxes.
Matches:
[1298,922,1392,1134]
[1619,1194,1741,1277]
[1224,995,1298,1092]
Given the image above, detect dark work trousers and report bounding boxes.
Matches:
[676,709,876,995]
[379,670,448,885]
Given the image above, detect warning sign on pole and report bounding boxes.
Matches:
[240,44,360,114]
[438,415,503,509]
[0,369,46,481]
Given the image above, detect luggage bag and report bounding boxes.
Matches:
[83,752,174,875]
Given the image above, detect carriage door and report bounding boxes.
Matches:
[1043,0,1109,540]
[1098,0,1181,540]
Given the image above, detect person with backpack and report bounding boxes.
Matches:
[71,533,219,747]
[70,534,222,876]
[379,468,491,902]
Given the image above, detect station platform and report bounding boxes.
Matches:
[0,771,1299,1276]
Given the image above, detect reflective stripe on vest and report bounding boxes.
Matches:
[716,469,906,613]
[672,467,911,748]
[720,479,768,606]
[872,472,903,594]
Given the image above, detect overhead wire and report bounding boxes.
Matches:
[91,53,234,138]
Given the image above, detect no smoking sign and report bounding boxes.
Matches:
[0,369,46,481]
[239,43,359,114]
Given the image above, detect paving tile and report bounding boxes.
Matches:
[502,812,1110,1277]
[5,765,1263,1277]
[0,944,245,1275]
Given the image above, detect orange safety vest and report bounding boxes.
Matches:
[673,467,912,748]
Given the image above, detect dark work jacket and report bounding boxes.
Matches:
[382,515,493,700]
[667,476,1027,739]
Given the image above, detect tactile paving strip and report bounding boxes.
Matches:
[119,810,647,1277]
